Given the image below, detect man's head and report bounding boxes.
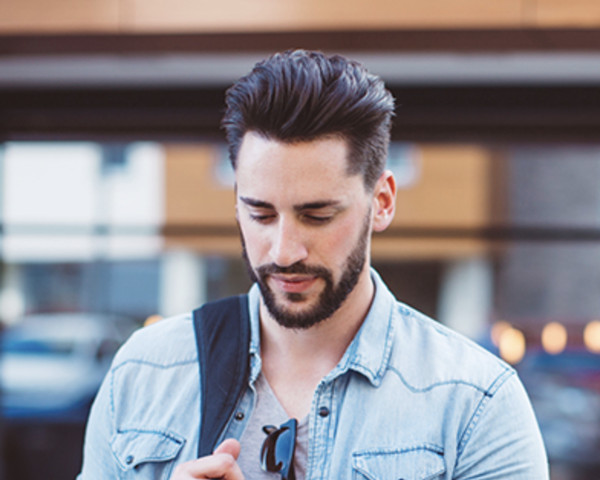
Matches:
[226,51,397,330]
[222,49,395,191]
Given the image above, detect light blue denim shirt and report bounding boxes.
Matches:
[78,270,548,479]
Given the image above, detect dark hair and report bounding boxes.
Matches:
[221,49,395,190]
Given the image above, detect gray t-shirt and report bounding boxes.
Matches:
[237,373,308,479]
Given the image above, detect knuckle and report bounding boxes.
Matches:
[220,453,236,470]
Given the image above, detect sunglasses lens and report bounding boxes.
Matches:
[260,419,297,479]
[260,432,281,471]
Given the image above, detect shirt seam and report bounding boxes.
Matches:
[456,367,515,455]
[112,358,197,371]
[387,365,496,395]
[114,427,186,441]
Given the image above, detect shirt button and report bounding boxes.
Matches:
[125,455,134,465]
[234,411,245,421]
[318,406,330,417]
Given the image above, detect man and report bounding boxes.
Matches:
[78,50,548,479]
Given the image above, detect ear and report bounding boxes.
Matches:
[371,170,396,233]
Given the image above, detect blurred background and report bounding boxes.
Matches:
[2,1,600,479]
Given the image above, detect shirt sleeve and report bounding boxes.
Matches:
[76,368,120,479]
[454,372,549,479]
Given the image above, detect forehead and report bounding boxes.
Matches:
[235,132,363,201]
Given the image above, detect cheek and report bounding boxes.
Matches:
[322,218,366,262]
[239,221,268,263]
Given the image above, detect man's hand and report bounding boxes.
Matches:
[170,439,244,479]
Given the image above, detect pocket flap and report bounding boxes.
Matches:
[111,429,185,471]
[353,445,445,480]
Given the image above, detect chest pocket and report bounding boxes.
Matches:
[352,445,445,480]
[111,429,185,479]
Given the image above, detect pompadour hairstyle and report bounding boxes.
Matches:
[221,49,395,190]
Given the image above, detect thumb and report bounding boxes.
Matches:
[214,438,241,460]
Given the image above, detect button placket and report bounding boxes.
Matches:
[219,383,256,442]
[308,382,336,479]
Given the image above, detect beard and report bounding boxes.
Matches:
[241,213,371,330]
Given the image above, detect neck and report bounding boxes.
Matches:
[258,269,375,419]
[259,268,375,374]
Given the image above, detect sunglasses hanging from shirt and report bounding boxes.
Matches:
[260,418,298,480]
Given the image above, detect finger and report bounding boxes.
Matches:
[214,438,241,460]
[175,452,244,480]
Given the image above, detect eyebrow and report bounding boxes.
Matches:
[239,196,273,209]
[239,196,342,211]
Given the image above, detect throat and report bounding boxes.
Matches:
[260,356,326,420]
[259,324,345,419]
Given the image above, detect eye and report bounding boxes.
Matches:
[249,212,276,224]
[303,214,333,225]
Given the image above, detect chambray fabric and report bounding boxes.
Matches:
[78,270,549,479]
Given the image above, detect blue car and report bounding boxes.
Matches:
[1,312,138,422]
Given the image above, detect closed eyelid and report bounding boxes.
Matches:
[299,204,345,218]
[239,197,276,219]
[301,211,335,220]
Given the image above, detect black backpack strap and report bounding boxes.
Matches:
[192,294,250,457]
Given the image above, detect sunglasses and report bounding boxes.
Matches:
[260,418,298,480]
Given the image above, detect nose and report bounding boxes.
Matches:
[269,217,308,268]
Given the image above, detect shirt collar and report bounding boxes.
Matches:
[247,268,395,386]
[331,268,395,386]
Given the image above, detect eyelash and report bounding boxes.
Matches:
[249,214,275,224]
[303,215,332,224]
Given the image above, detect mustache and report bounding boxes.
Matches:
[255,262,331,277]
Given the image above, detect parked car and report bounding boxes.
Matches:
[0,312,139,422]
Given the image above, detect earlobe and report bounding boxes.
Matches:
[372,170,396,233]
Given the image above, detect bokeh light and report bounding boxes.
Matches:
[491,320,512,347]
[144,314,163,327]
[499,327,526,364]
[584,320,600,353]
[541,322,567,355]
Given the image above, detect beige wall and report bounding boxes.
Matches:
[535,0,600,27]
[392,146,491,229]
[2,0,600,34]
[165,144,235,228]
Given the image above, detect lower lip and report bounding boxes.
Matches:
[271,276,317,294]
